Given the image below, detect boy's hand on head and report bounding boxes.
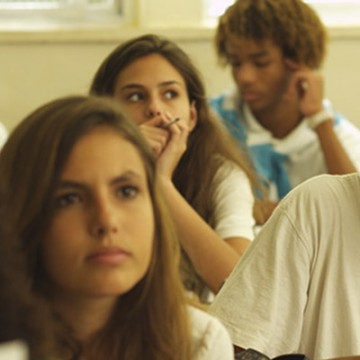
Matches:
[284,59,324,117]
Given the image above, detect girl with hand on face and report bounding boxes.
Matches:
[0,96,234,360]
[90,34,264,302]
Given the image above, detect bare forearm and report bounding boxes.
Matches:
[315,120,357,174]
[160,178,241,293]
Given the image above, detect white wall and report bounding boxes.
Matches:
[1,27,360,132]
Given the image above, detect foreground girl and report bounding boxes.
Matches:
[0,96,234,360]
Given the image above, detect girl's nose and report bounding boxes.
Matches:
[90,198,118,239]
[145,97,162,118]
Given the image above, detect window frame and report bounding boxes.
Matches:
[203,0,360,27]
[0,0,131,27]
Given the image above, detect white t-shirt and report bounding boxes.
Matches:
[211,89,360,201]
[210,173,360,360]
[190,306,234,360]
[0,341,28,360]
[0,122,8,150]
[212,160,255,240]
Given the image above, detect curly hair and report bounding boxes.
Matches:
[216,0,327,69]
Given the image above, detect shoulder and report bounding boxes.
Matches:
[272,173,360,238]
[280,173,360,209]
[214,159,249,182]
[0,340,28,360]
[212,159,253,199]
[212,160,253,205]
[188,306,234,360]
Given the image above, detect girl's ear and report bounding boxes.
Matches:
[188,101,198,132]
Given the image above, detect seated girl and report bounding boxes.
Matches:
[90,34,265,302]
[0,95,234,360]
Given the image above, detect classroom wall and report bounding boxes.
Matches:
[1,28,360,133]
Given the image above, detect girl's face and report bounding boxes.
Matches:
[42,126,154,301]
[113,54,197,129]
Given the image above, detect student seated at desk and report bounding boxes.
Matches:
[0,95,234,360]
[210,0,360,219]
[90,34,266,302]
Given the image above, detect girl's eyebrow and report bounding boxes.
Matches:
[120,80,181,91]
[120,84,145,91]
[56,171,144,189]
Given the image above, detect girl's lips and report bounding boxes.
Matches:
[86,247,130,265]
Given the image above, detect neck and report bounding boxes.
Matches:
[252,100,303,139]
[52,293,117,343]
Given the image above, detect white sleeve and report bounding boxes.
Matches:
[209,197,312,357]
[212,162,255,240]
[190,306,234,360]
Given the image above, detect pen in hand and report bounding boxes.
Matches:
[159,118,180,129]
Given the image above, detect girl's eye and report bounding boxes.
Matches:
[117,185,139,199]
[164,90,178,99]
[54,193,81,209]
[127,93,144,102]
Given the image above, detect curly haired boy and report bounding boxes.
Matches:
[210,0,360,220]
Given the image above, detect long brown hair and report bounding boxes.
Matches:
[90,33,262,224]
[0,186,57,360]
[0,95,192,359]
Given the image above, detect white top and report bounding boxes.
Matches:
[0,122,8,150]
[0,341,28,360]
[213,160,255,240]
[210,173,360,360]
[243,101,360,199]
[211,89,360,200]
[190,306,234,359]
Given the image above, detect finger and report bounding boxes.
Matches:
[159,117,180,129]
[139,126,169,152]
[143,117,167,127]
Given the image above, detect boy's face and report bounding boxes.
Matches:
[226,38,292,116]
